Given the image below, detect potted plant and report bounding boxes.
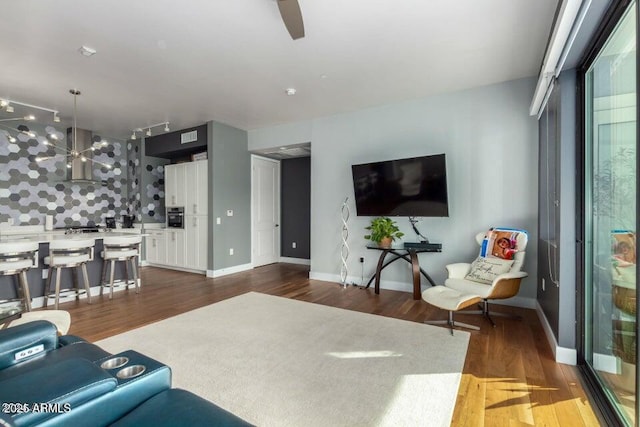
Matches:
[364,217,404,249]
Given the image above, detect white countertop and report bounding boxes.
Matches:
[0,231,144,244]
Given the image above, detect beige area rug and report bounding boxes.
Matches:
[96,292,470,426]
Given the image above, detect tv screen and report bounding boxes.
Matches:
[351,153,449,217]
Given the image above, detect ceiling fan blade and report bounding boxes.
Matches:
[277,0,305,40]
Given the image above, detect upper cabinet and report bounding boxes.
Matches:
[165,161,208,214]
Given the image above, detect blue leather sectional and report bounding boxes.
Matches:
[0,321,253,426]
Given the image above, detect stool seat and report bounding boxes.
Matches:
[422,285,481,335]
[101,249,139,259]
[8,310,71,335]
[44,253,91,266]
[0,241,38,312]
[0,259,34,273]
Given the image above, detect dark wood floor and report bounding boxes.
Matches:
[57,263,599,426]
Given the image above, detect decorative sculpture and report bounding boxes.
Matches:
[340,197,350,287]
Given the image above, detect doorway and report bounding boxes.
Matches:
[251,155,281,267]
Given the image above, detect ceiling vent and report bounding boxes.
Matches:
[181,130,198,144]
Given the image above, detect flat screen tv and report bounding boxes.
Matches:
[351,153,449,217]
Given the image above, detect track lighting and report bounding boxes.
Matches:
[131,121,171,140]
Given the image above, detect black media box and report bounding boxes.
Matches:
[403,242,442,251]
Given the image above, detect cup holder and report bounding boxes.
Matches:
[116,365,146,379]
[100,357,129,370]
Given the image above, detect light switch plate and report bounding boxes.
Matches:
[216,217,221,225]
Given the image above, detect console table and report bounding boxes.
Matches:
[366,244,441,300]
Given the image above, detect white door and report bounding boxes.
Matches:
[252,155,280,267]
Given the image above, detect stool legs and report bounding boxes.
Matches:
[131,257,140,293]
[46,263,92,309]
[100,256,140,299]
[18,271,32,312]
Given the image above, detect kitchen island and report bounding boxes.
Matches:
[0,228,144,309]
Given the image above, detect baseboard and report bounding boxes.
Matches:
[207,263,253,278]
[535,300,577,365]
[144,263,205,275]
[279,257,311,266]
[309,271,537,309]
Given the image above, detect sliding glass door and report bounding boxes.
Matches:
[583,2,637,425]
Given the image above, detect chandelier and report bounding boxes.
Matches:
[34,89,112,170]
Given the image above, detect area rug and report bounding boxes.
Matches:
[96,292,470,426]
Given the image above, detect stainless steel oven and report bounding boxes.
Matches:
[167,207,184,228]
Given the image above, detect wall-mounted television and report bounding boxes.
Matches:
[351,153,449,217]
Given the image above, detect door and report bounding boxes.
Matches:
[581,2,637,425]
[252,155,280,267]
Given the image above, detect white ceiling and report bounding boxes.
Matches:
[0,0,557,141]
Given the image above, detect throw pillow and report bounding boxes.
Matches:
[479,227,528,261]
[465,257,515,285]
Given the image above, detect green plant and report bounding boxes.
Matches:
[364,217,404,243]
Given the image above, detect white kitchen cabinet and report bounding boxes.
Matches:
[146,230,167,265]
[166,229,186,267]
[165,163,186,208]
[185,215,208,271]
[166,161,207,212]
[185,161,208,215]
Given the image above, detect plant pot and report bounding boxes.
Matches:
[378,237,393,249]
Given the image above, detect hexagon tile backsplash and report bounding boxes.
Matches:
[0,123,131,228]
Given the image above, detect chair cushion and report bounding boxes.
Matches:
[102,249,139,259]
[464,257,514,284]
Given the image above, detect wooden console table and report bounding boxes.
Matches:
[366,244,441,300]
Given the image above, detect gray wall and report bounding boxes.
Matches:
[208,121,251,270]
[139,136,170,224]
[250,78,540,304]
[281,157,311,259]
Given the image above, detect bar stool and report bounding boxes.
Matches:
[100,235,142,299]
[0,241,39,312]
[44,237,95,310]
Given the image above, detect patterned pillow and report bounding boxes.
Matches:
[465,257,515,285]
[479,227,528,261]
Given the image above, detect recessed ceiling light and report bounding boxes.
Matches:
[285,88,297,96]
[78,46,97,57]
[320,74,328,79]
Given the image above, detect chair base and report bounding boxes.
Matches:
[459,300,522,327]
[425,312,480,336]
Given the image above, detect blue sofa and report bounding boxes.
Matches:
[0,320,252,426]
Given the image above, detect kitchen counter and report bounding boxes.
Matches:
[0,231,143,244]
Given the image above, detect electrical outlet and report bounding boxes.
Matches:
[229,248,234,255]
[542,278,545,291]
[226,210,233,217]
[292,242,296,249]
[359,257,364,263]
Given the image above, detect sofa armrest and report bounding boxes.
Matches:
[446,263,472,279]
[0,320,58,370]
[58,335,88,347]
[0,358,117,426]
